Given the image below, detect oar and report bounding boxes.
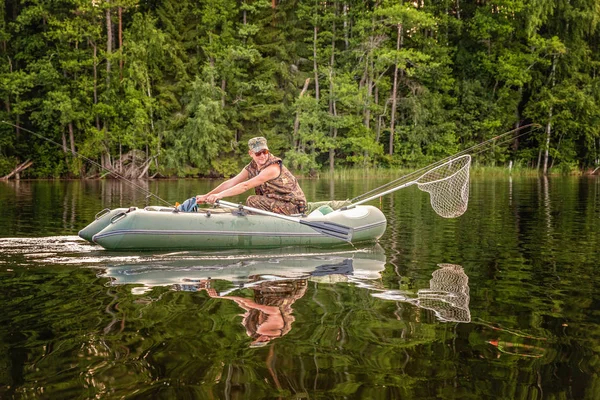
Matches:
[215,200,353,242]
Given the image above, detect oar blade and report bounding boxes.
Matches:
[300,220,354,242]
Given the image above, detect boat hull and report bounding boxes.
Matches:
[84,205,387,250]
[78,208,130,242]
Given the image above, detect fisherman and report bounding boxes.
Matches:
[196,137,307,215]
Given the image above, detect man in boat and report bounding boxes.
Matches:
[196,137,307,215]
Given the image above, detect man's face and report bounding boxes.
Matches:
[249,149,269,166]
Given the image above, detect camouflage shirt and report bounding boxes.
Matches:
[245,155,306,205]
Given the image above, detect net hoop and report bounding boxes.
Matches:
[415,155,471,218]
[416,155,471,186]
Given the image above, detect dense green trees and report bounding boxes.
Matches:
[1,0,599,178]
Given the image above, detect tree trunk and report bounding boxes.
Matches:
[543,55,557,176]
[146,71,155,132]
[389,23,402,156]
[362,7,378,132]
[313,25,320,101]
[90,40,100,130]
[543,115,552,175]
[343,2,349,50]
[364,57,373,130]
[293,78,311,149]
[68,122,76,155]
[4,58,11,114]
[62,128,68,154]
[106,1,112,87]
[329,4,337,174]
[221,79,226,108]
[105,0,112,158]
[512,87,523,152]
[118,6,123,81]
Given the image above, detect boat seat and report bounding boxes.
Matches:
[305,200,352,214]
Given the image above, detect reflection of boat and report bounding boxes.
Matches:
[369,264,471,323]
[79,205,387,251]
[100,245,387,347]
[100,246,387,294]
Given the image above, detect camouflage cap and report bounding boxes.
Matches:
[248,137,269,153]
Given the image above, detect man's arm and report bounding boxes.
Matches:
[196,168,249,204]
[204,163,280,203]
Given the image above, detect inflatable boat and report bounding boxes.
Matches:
[78,154,474,251]
[79,203,387,251]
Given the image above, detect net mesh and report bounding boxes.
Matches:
[369,263,470,323]
[416,155,471,218]
[416,264,471,323]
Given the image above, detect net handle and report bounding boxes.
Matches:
[343,155,471,209]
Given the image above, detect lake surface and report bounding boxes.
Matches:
[1,176,599,399]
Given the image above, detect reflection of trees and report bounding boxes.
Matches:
[0,257,578,400]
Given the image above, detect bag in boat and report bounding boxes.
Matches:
[176,196,198,212]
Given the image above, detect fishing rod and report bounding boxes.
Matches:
[1,120,174,207]
[351,123,543,203]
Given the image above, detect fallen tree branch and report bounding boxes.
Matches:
[1,159,33,180]
[137,155,158,179]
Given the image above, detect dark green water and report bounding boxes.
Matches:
[1,176,599,399]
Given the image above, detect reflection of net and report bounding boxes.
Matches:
[416,155,470,218]
[416,264,470,323]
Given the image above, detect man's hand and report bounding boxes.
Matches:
[205,193,222,204]
[196,194,208,204]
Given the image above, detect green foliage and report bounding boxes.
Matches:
[0,0,599,177]
[0,156,18,176]
[162,69,232,176]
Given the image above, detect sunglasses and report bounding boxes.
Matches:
[254,149,269,156]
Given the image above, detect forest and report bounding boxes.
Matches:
[1,0,599,178]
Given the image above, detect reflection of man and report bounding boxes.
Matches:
[201,279,307,347]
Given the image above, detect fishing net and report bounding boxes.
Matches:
[369,263,470,323]
[416,155,471,218]
[416,264,471,323]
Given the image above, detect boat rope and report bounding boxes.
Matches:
[351,123,543,203]
[0,120,174,207]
